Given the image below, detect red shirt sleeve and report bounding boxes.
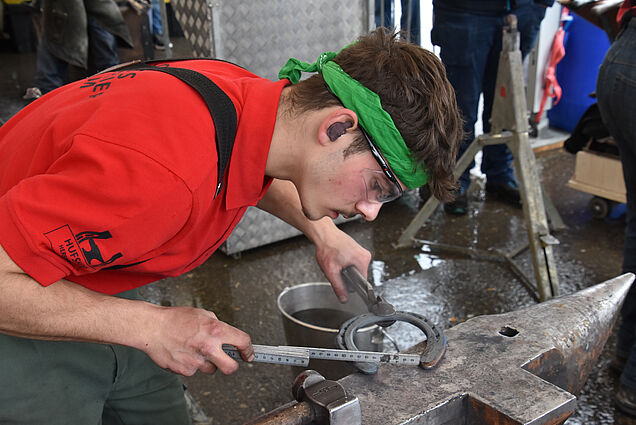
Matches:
[0,134,192,286]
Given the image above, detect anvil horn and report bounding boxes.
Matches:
[246,273,634,425]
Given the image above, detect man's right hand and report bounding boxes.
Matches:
[143,306,254,376]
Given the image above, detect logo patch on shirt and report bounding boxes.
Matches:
[44,225,123,270]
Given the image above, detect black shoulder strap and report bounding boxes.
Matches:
[118,61,237,199]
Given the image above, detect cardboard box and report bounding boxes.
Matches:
[567,150,626,203]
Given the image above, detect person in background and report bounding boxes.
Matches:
[431,0,553,214]
[376,0,420,45]
[596,0,636,416]
[150,0,170,50]
[24,0,132,99]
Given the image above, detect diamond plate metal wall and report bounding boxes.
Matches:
[220,208,357,256]
[170,0,215,58]
[171,0,372,80]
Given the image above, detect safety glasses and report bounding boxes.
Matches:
[359,126,404,203]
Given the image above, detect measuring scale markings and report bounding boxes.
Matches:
[222,344,420,367]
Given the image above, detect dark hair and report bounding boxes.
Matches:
[287,28,463,202]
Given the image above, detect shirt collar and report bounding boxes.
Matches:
[224,78,289,210]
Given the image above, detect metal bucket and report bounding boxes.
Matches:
[277,282,379,380]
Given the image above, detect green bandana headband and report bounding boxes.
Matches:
[278,51,429,188]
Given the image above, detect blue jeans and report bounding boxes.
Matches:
[431,4,546,190]
[375,0,420,45]
[597,19,636,390]
[34,16,118,94]
[151,0,163,36]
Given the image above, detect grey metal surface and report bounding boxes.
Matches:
[246,273,634,425]
[170,0,214,58]
[171,0,372,80]
[220,207,303,255]
[220,207,358,256]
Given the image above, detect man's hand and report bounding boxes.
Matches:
[143,306,254,376]
[314,225,372,303]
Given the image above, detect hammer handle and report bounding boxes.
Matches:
[243,401,314,425]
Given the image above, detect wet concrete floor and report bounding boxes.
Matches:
[1,35,634,425]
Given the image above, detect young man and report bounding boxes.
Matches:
[0,28,461,423]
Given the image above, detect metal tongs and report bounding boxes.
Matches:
[340,265,395,320]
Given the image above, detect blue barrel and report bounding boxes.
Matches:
[548,14,611,133]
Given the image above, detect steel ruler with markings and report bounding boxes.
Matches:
[222,344,421,367]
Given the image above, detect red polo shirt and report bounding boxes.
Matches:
[0,59,288,294]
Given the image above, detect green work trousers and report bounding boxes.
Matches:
[0,290,192,425]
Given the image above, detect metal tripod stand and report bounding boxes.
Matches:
[396,15,560,301]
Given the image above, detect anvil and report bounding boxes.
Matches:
[246,274,634,425]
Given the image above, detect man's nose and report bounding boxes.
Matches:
[356,200,382,221]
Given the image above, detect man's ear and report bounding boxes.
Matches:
[318,108,359,145]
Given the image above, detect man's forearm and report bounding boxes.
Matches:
[0,243,253,376]
[0,269,158,350]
